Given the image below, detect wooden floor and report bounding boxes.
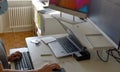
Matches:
[0,31,34,55]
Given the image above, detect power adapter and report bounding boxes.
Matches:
[73,50,90,61]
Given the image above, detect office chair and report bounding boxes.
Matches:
[0,39,11,69]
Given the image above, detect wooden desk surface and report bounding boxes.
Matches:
[26,35,120,72]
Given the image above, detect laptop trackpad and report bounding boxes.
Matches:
[48,41,68,58]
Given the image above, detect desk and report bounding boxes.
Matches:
[25,35,120,72]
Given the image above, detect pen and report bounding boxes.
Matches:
[41,54,52,56]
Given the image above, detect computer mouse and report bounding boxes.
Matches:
[53,68,66,72]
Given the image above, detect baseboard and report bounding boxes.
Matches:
[2,27,33,33]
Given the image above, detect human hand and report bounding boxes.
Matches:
[8,51,22,62]
[37,63,60,72]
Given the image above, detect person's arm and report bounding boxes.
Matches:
[0,62,37,72]
[0,63,60,72]
[37,63,60,72]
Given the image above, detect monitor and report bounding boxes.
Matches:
[89,0,120,48]
[48,0,90,19]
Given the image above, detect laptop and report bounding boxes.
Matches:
[48,18,84,58]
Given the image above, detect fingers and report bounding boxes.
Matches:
[49,63,60,69]
[38,63,60,72]
[15,51,22,57]
[8,51,22,62]
[43,63,60,69]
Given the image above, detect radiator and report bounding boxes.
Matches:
[8,6,33,28]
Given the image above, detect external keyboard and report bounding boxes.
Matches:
[14,52,34,70]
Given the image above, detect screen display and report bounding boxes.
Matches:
[49,0,90,13]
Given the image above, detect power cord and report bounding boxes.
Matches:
[97,50,109,62]
[97,41,120,63]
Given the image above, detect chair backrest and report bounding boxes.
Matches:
[0,61,3,72]
[0,39,7,54]
[0,39,10,69]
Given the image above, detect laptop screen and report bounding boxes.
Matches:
[54,18,84,51]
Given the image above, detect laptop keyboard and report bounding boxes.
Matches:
[57,37,78,53]
[14,52,34,70]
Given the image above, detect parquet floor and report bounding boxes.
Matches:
[0,31,34,55]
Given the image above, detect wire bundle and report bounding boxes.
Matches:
[97,41,120,63]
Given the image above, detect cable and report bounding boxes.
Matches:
[108,48,120,63]
[97,41,120,63]
[97,50,109,62]
[97,48,120,63]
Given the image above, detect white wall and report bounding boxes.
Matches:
[0,11,10,33]
[0,15,3,33]
[0,0,33,33]
[8,0,32,7]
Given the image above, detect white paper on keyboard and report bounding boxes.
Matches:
[41,36,56,44]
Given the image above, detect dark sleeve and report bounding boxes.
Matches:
[0,39,10,69]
